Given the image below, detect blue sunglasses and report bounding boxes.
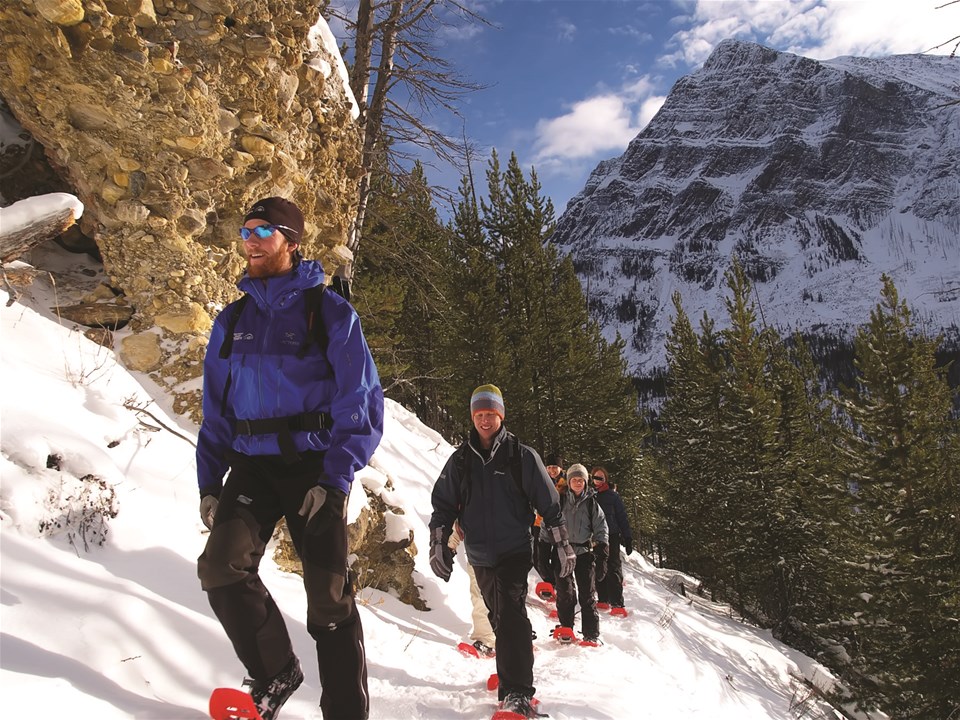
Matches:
[239,224,280,241]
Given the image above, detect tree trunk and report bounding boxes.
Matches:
[348,0,404,258]
[0,205,79,263]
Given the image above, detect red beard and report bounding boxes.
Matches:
[246,245,292,278]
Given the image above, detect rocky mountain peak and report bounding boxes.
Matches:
[552,40,959,381]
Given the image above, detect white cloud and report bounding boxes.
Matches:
[661,0,957,68]
[638,95,668,128]
[530,71,663,169]
[556,18,577,41]
[610,24,654,42]
[532,95,640,163]
[622,75,656,101]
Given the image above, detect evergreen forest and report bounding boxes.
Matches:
[351,153,959,720]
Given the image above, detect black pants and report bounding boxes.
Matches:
[596,533,625,607]
[474,554,536,701]
[531,525,548,583]
[534,538,557,587]
[555,552,599,638]
[197,452,369,720]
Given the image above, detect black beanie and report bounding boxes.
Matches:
[243,197,304,244]
[544,452,564,467]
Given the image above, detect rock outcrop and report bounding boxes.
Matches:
[0,0,363,420]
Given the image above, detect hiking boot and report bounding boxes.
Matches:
[243,656,304,720]
[472,640,496,658]
[499,692,544,718]
[581,634,603,647]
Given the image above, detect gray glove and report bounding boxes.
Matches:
[429,526,455,582]
[199,495,218,530]
[547,524,577,578]
[299,485,347,525]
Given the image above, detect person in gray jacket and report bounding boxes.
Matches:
[551,464,609,644]
[428,384,576,719]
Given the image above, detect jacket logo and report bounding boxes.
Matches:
[281,331,299,347]
[233,332,254,341]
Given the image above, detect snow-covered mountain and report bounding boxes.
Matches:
[552,39,960,377]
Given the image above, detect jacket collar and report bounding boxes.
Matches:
[238,259,325,308]
[468,424,508,460]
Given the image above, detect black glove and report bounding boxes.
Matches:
[594,542,609,583]
[429,526,454,581]
[299,485,347,525]
[623,538,634,556]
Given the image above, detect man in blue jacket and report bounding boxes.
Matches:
[196,197,384,720]
[429,385,576,719]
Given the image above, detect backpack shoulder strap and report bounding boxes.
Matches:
[454,443,471,511]
[297,284,329,359]
[509,435,525,499]
[218,294,250,359]
[217,294,250,415]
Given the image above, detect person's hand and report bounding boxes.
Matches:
[430,527,455,581]
[447,522,464,552]
[558,541,577,578]
[298,485,329,524]
[623,538,634,556]
[547,524,577,578]
[594,542,609,582]
[199,495,218,530]
[298,485,347,525]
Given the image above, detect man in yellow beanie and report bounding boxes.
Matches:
[429,384,576,718]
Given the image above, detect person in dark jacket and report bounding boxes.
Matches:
[552,464,608,644]
[591,465,634,612]
[196,197,384,720]
[532,452,566,588]
[429,385,576,719]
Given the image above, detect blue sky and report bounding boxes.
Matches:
[334,0,957,216]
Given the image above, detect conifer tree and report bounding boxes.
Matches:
[442,151,645,488]
[657,294,726,583]
[837,275,960,719]
[354,162,453,430]
[440,173,507,424]
[767,335,849,645]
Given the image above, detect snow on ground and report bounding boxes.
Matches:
[1,224,857,719]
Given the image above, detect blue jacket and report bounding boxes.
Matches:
[196,260,384,496]
[596,487,632,541]
[430,426,562,568]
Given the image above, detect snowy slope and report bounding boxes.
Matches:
[0,236,865,719]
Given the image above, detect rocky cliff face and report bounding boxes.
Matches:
[552,40,960,377]
[0,0,362,420]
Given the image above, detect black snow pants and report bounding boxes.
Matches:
[596,532,625,607]
[197,451,369,719]
[474,553,536,701]
[555,551,599,638]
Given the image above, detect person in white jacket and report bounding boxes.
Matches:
[448,520,496,656]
